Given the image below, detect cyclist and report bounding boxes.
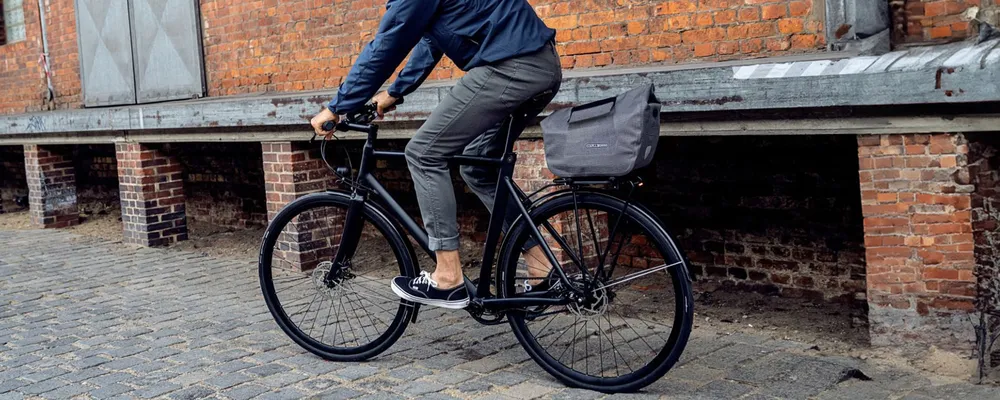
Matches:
[311,0,561,309]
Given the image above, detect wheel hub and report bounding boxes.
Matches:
[313,260,354,290]
[568,285,610,318]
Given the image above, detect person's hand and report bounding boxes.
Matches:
[311,108,339,135]
[371,91,398,118]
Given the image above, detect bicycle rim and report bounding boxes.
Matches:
[259,193,414,361]
[500,191,693,392]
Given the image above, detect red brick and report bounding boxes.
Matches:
[547,15,578,29]
[791,34,820,49]
[929,26,952,39]
[715,10,737,24]
[924,1,949,17]
[788,1,810,16]
[761,4,787,19]
[777,18,804,34]
[694,43,716,57]
[738,7,760,22]
[717,41,739,55]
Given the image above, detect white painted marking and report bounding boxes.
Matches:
[985,47,1000,67]
[800,60,833,76]
[765,63,793,78]
[732,65,757,80]
[838,57,878,75]
[942,47,977,68]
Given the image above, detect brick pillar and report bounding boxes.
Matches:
[115,143,187,247]
[858,133,976,350]
[262,142,339,271]
[23,145,79,228]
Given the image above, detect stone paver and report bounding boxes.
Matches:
[0,229,997,399]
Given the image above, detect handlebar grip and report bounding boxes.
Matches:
[318,102,381,134]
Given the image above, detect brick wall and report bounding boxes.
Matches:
[72,145,119,214]
[509,136,867,302]
[0,145,28,209]
[858,133,976,349]
[0,0,80,114]
[891,0,981,43]
[968,134,1000,316]
[0,0,43,114]
[638,136,867,302]
[0,0,986,115]
[199,0,827,96]
[176,143,267,229]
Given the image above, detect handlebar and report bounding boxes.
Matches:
[321,100,400,133]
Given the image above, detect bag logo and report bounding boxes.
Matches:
[585,143,609,148]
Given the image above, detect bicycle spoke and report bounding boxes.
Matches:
[597,312,605,376]
[603,312,634,374]
[599,261,682,291]
[573,193,585,264]
[613,309,658,354]
[319,292,334,342]
[515,197,689,384]
[345,291,373,344]
[294,292,322,325]
[307,293,327,335]
[584,319,590,375]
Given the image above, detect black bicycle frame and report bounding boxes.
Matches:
[326,117,575,310]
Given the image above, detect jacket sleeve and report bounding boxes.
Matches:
[387,36,443,98]
[327,0,439,114]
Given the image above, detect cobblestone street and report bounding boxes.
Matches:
[1,229,997,399]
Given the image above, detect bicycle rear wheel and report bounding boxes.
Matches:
[259,192,417,361]
[498,191,693,392]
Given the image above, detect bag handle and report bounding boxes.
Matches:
[567,96,616,124]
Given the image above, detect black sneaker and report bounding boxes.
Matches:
[390,271,470,309]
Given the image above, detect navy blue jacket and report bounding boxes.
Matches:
[326,0,556,114]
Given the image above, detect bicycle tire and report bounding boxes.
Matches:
[497,190,694,392]
[259,191,417,361]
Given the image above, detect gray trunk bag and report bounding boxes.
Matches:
[540,83,661,178]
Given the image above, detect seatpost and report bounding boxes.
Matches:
[502,114,523,155]
[354,124,379,183]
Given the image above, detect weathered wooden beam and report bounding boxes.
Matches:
[2,114,997,145]
[1,39,997,137]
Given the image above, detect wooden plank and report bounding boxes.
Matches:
[2,114,998,145]
[1,39,998,137]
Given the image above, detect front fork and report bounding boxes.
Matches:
[324,192,367,286]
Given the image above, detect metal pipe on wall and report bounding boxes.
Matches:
[36,0,55,107]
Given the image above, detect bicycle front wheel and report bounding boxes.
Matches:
[498,191,694,392]
[259,192,417,361]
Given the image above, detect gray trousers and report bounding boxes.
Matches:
[405,43,562,251]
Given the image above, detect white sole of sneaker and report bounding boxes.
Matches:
[390,281,470,310]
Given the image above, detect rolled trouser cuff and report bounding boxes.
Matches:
[428,234,461,252]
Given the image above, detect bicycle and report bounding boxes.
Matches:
[258,98,694,392]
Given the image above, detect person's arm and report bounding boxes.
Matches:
[327,0,439,115]
[387,36,444,99]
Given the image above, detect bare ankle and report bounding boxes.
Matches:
[433,249,463,289]
[431,272,462,289]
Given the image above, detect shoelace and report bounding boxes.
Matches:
[412,271,437,288]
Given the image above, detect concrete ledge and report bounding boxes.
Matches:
[1,39,998,141]
[2,114,999,145]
